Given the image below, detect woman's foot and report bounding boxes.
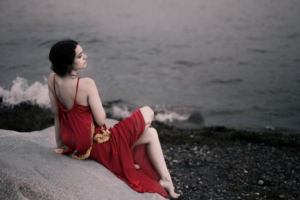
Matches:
[159,178,181,198]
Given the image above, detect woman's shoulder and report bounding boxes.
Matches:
[78,77,97,93]
[48,72,56,88]
[79,77,94,83]
[79,77,96,87]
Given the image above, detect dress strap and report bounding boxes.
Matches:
[74,77,80,103]
[53,74,59,101]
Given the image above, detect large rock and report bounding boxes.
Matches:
[0,119,166,200]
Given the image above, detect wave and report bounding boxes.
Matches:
[153,105,190,122]
[173,60,204,67]
[0,77,51,108]
[0,77,204,129]
[111,105,131,119]
[209,79,243,84]
[109,104,191,122]
[108,104,196,124]
[109,104,204,129]
[247,48,275,54]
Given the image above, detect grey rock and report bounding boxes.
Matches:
[0,118,166,200]
[187,111,204,125]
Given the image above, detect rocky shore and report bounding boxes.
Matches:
[162,142,300,200]
[0,103,299,199]
[161,139,299,199]
[152,122,300,200]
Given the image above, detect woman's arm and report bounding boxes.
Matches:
[48,73,66,148]
[85,78,106,126]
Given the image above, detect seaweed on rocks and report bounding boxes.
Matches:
[0,101,53,132]
[152,121,300,153]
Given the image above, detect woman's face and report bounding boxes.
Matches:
[72,45,87,70]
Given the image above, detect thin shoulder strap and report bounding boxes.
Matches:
[74,77,80,102]
[53,74,58,100]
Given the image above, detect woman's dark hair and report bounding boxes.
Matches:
[49,40,78,77]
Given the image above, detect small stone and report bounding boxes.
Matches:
[185,185,189,189]
[258,180,264,185]
[255,192,260,196]
[279,194,285,198]
[173,160,179,163]
[248,143,251,150]
[266,126,274,130]
[244,170,248,173]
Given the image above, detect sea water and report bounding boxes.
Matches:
[0,0,299,132]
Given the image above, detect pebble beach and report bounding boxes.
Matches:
[161,134,300,200]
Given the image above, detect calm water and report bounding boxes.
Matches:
[0,0,300,132]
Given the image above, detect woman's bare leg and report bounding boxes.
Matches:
[133,106,180,198]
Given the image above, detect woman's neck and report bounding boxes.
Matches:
[70,70,77,76]
[60,70,78,80]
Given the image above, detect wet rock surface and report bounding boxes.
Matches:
[161,143,300,200]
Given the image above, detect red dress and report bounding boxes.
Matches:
[53,75,169,198]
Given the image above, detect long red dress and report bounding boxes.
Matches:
[53,75,169,198]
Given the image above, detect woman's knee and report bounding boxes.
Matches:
[135,127,158,146]
[140,106,154,125]
[146,127,159,141]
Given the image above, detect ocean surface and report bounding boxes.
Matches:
[0,0,299,133]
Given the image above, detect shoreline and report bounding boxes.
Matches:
[1,102,299,151]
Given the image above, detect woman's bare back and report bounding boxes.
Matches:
[52,74,88,109]
[48,72,106,126]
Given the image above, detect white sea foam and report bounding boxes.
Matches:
[111,104,190,123]
[112,105,131,119]
[0,77,190,124]
[0,77,51,108]
[154,105,190,123]
[154,111,189,123]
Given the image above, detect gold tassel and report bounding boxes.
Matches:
[94,126,111,144]
[70,122,95,160]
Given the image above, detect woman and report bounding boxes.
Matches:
[47,40,180,199]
